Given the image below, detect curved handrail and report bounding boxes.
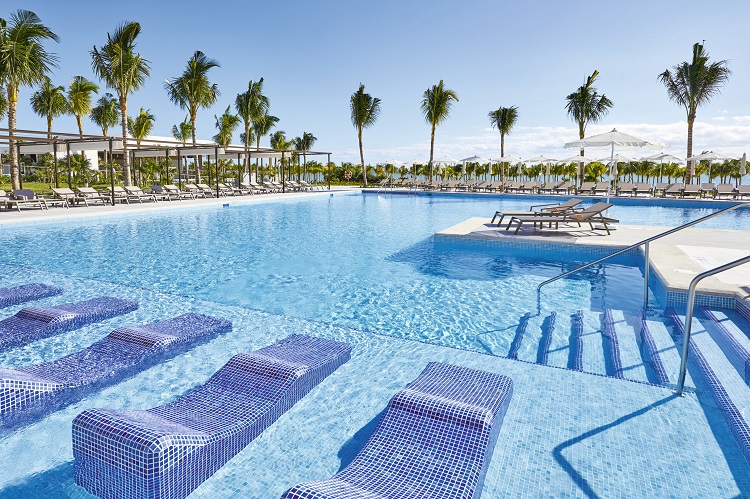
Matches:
[536,203,747,300]
[675,254,750,395]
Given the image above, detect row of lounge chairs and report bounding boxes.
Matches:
[381,178,750,199]
[0,282,515,499]
[1,180,322,211]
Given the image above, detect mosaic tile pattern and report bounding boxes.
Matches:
[0,283,62,309]
[637,317,670,385]
[507,312,530,360]
[602,310,623,379]
[0,313,231,432]
[700,307,750,385]
[0,297,139,352]
[281,362,513,499]
[737,298,750,324]
[666,308,750,466]
[72,334,351,499]
[569,310,584,372]
[536,311,556,365]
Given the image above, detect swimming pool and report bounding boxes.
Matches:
[1,191,749,497]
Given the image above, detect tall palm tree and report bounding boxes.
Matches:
[298,131,317,181]
[488,106,519,184]
[565,70,613,184]
[658,42,731,184]
[172,116,192,181]
[270,130,293,183]
[421,80,458,182]
[0,87,7,120]
[165,51,220,183]
[213,105,240,147]
[251,112,278,180]
[67,76,99,137]
[30,77,68,139]
[350,83,381,187]
[90,93,119,135]
[235,78,269,177]
[91,21,150,186]
[127,108,155,186]
[0,10,59,189]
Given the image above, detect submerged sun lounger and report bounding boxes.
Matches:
[0,297,138,352]
[73,334,352,499]
[0,313,231,432]
[0,283,62,309]
[282,362,513,499]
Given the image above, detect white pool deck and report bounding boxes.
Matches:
[436,217,750,305]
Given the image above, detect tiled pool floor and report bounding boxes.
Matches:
[0,264,749,498]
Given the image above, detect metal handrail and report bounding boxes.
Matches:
[536,203,748,310]
[675,255,750,395]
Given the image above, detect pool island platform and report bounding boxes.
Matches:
[436,217,750,309]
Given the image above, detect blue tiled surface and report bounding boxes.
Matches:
[73,334,351,499]
[0,297,138,352]
[602,310,623,379]
[281,362,513,499]
[0,313,231,432]
[700,307,750,385]
[637,317,670,385]
[0,283,62,309]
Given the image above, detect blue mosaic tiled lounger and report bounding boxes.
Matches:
[0,283,62,308]
[73,334,352,499]
[282,362,514,499]
[0,313,231,432]
[0,296,138,352]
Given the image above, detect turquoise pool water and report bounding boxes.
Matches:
[1,192,749,498]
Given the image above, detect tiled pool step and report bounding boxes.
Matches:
[665,308,750,466]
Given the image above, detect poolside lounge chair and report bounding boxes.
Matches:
[552,181,574,195]
[592,181,611,196]
[76,187,111,205]
[262,181,280,192]
[714,184,737,199]
[576,182,596,195]
[615,182,635,196]
[471,180,487,191]
[148,185,178,201]
[124,186,158,203]
[164,184,195,200]
[440,179,460,191]
[73,334,351,499]
[664,183,684,197]
[0,296,138,352]
[183,183,207,198]
[506,201,618,235]
[0,283,62,308]
[504,181,523,192]
[241,182,268,194]
[218,182,241,196]
[109,186,133,204]
[539,181,563,194]
[653,182,669,197]
[491,198,583,225]
[520,181,541,193]
[52,188,87,207]
[197,183,221,197]
[633,183,653,197]
[5,189,48,211]
[700,182,716,198]
[281,362,513,499]
[737,185,750,199]
[0,313,231,432]
[484,181,503,192]
[682,183,701,198]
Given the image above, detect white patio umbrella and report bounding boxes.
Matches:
[740,153,747,185]
[383,159,402,166]
[565,128,667,202]
[642,152,684,181]
[523,155,557,183]
[434,155,458,165]
[597,154,634,181]
[686,151,735,183]
[496,155,522,181]
[460,156,488,181]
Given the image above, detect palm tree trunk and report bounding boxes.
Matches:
[686,115,695,184]
[119,99,132,186]
[244,123,250,181]
[191,115,201,184]
[429,123,436,182]
[47,118,53,140]
[358,127,367,187]
[500,132,505,184]
[77,116,84,137]
[8,88,20,190]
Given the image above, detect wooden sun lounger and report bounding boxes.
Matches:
[506,201,618,235]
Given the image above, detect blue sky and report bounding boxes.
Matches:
[10,0,750,163]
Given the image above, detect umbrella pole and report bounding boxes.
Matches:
[606,143,614,203]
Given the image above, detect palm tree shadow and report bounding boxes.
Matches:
[336,409,385,472]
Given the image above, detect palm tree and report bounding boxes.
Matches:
[658,43,731,184]
[0,10,59,189]
[90,93,119,135]
[213,105,240,147]
[235,78,269,177]
[488,106,519,184]
[171,117,192,182]
[67,76,99,137]
[0,87,7,120]
[350,83,381,187]
[165,51,220,183]
[421,80,458,182]
[30,77,68,139]
[298,131,317,181]
[252,112,278,179]
[91,21,151,186]
[270,130,293,184]
[565,70,613,184]
[127,108,155,186]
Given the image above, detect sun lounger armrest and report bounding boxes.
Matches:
[529,202,560,210]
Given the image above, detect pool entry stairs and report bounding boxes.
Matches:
[490,305,750,465]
